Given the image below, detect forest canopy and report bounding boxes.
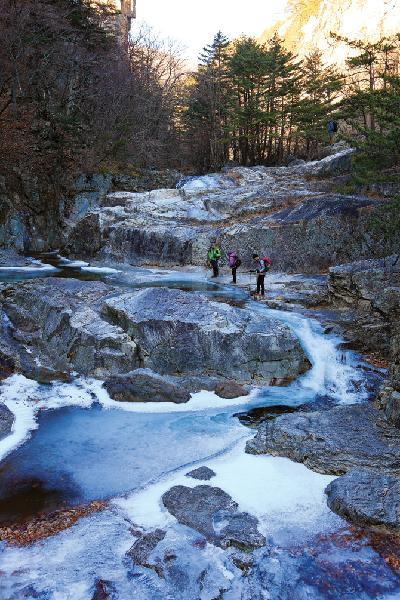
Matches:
[1,0,400,184]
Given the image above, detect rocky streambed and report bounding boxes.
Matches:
[0,254,398,599]
[0,147,400,598]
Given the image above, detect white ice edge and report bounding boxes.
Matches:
[0,263,58,273]
[0,375,96,462]
[86,379,258,414]
[0,374,257,465]
[58,259,90,268]
[80,266,122,274]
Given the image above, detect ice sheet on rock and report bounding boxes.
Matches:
[0,375,96,461]
[94,381,258,414]
[81,266,122,274]
[0,376,38,462]
[116,438,338,546]
[56,257,90,267]
[0,263,58,272]
[0,509,136,600]
[205,441,338,542]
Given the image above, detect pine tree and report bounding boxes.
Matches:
[295,51,342,158]
[185,31,232,171]
[263,35,301,163]
[228,37,270,165]
[334,33,400,182]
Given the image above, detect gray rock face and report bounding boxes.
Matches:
[326,470,400,530]
[1,278,139,379]
[1,281,307,386]
[161,485,265,550]
[185,466,216,481]
[0,404,14,441]
[127,529,166,568]
[103,370,191,404]
[246,404,400,475]
[0,249,32,267]
[63,150,395,273]
[269,194,373,224]
[102,287,310,383]
[328,256,400,427]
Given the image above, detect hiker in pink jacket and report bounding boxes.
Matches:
[227,251,241,284]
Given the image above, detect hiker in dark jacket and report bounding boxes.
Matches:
[227,251,241,284]
[207,244,222,277]
[252,253,271,297]
[327,120,338,143]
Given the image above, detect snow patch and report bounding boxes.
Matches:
[115,438,338,543]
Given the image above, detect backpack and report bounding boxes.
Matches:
[332,121,338,133]
[262,257,271,271]
[235,258,242,268]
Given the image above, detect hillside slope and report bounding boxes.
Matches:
[260,0,400,65]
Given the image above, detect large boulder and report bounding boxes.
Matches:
[161,485,265,550]
[325,470,400,531]
[1,279,138,379]
[1,281,308,386]
[103,370,191,404]
[102,287,310,384]
[246,404,400,476]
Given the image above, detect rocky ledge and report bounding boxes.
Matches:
[246,402,400,531]
[328,256,400,427]
[102,286,310,383]
[0,405,14,441]
[0,279,309,388]
[63,148,394,274]
[325,470,400,531]
[246,403,400,476]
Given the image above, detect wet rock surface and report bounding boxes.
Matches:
[103,370,191,404]
[103,287,310,383]
[127,529,167,569]
[246,404,400,475]
[234,404,299,428]
[0,278,138,379]
[326,470,400,531]
[162,485,265,550]
[185,466,216,481]
[63,151,394,273]
[0,404,14,441]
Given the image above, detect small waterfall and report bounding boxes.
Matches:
[268,308,367,404]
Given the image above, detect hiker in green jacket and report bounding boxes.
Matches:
[207,243,222,278]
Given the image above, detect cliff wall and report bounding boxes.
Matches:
[261,0,400,65]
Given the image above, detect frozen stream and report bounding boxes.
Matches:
[0,263,398,599]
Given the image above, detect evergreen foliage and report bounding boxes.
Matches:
[185,33,342,170]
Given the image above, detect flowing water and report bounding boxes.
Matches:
[0,261,397,599]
